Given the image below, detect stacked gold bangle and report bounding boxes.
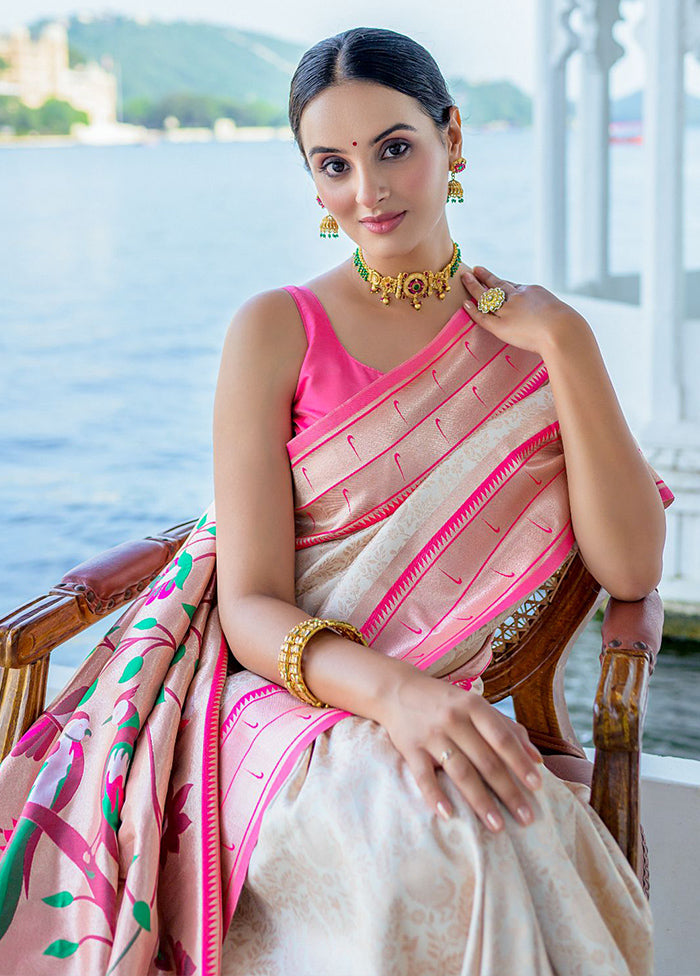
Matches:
[278,617,368,708]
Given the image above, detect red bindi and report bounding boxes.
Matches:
[352,141,357,146]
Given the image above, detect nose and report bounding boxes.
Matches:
[354,163,387,210]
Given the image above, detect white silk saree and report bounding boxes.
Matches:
[0,304,672,975]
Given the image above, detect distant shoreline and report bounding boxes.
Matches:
[0,119,537,150]
[0,124,297,148]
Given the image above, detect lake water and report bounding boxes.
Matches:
[1,129,698,760]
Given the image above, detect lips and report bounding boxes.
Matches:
[360,211,404,223]
[359,211,406,234]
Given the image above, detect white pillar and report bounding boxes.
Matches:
[640,0,685,429]
[573,0,624,291]
[534,0,578,290]
[640,0,700,606]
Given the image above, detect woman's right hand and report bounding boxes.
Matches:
[376,664,546,832]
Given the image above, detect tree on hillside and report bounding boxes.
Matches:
[0,95,88,134]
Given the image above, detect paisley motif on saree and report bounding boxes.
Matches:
[0,305,673,975]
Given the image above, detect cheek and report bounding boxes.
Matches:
[402,155,447,200]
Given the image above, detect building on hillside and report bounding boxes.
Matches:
[0,21,117,125]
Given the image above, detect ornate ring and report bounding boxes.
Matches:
[477,286,507,314]
[439,747,454,766]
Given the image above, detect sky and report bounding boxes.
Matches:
[2,0,700,98]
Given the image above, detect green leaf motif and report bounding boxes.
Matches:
[118,657,144,683]
[134,617,158,630]
[42,891,74,908]
[78,679,98,706]
[182,603,196,621]
[206,525,216,535]
[196,513,207,528]
[44,939,79,958]
[133,900,151,931]
[174,550,193,589]
[155,684,166,705]
[171,644,186,666]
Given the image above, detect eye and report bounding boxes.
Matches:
[319,158,348,178]
[382,140,410,159]
[320,139,411,179]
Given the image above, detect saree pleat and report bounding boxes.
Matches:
[0,305,671,975]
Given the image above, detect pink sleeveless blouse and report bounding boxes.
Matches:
[284,285,384,435]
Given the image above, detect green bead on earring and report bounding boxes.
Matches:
[317,194,339,238]
[447,156,467,203]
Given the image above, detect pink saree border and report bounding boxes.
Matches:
[221,702,351,931]
[292,361,549,547]
[286,302,474,463]
[201,635,228,976]
[363,424,564,638]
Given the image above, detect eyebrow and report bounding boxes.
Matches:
[307,123,418,158]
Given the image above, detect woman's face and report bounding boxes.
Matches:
[298,79,462,259]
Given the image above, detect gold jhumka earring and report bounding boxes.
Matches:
[317,195,339,238]
[447,157,467,203]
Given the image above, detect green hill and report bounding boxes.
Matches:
[28,15,539,128]
[30,15,699,131]
[32,15,305,108]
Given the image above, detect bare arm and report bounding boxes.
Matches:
[541,322,665,600]
[212,288,410,724]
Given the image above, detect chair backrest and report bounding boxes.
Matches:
[483,548,604,757]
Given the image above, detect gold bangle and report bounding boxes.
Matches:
[278,617,368,708]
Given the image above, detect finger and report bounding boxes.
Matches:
[405,748,456,823]
[459,271,509,319]
[472,265,517,295]
[460,271,488,314]
[513,722,545,764]
[450,725,536,827]
[469,709,544,798]
[435,747,505,832]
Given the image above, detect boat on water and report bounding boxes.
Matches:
[609,119,644,144]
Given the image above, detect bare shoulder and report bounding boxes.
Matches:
[221,287,307,394]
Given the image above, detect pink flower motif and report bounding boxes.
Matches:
[0,817,19,856]
[159,782,193,869]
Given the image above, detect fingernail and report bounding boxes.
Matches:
[526,772,542,790]
[517,805,533,825]
[437,801,452,821]
[486,812,503,832]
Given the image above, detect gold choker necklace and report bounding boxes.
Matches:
[352,241,461,310]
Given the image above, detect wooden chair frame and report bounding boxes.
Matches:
[0,518,663,886]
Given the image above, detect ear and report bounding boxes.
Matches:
[446,104,463,159]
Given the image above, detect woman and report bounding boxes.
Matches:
[0,26,672,976]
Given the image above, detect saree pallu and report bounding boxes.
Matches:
[0,307,673,976]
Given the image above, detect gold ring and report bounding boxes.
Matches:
[477,286,507,314]
[439,747,454,766]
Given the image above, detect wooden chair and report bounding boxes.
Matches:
[0,518,663,893]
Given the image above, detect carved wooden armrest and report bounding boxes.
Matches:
[590,589,663,873]
[0,518,197,760]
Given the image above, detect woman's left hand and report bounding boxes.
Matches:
[460,265,589,357]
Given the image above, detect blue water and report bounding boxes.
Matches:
[1,131,698,760]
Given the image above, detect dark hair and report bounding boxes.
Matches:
[288,27,455,170]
